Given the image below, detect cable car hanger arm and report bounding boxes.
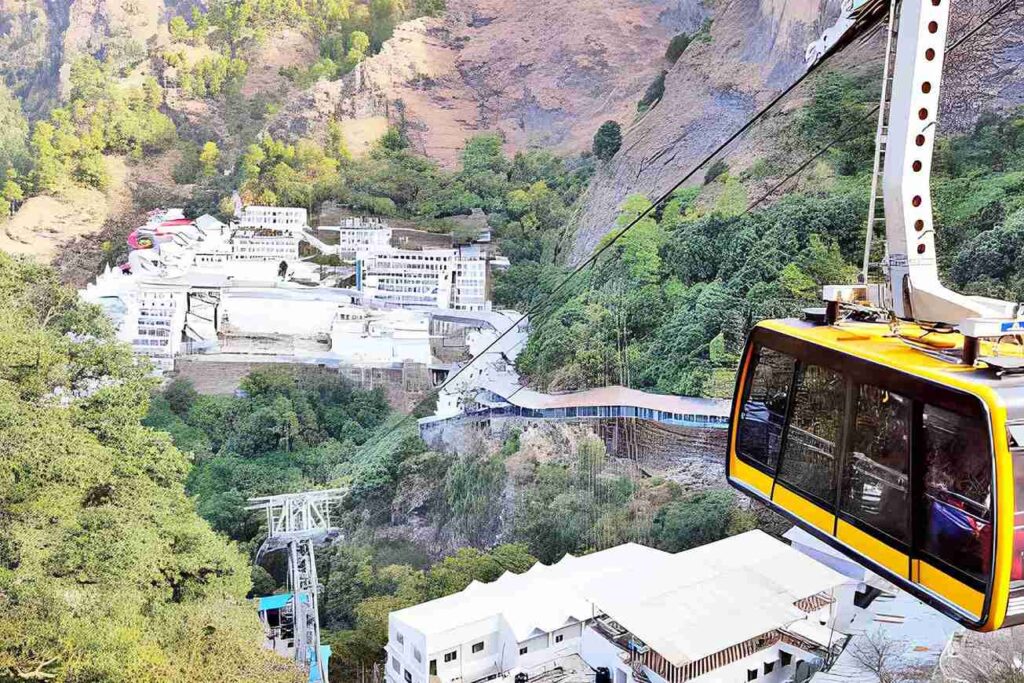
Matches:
[812,0,1024,363]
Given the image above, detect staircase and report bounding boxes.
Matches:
[301,230,338,256]
[861,0,901,284]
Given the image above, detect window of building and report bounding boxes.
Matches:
[840,385,911,544]
[444,651,457,663]
[764,661,775,674]
[430,660,437,676]
[747,669,758,681]
[780,651,792,667]
[392,657,401,673]
[396,632,405,645]
[737,346,796,472]
[405,671,412,683]
[414,648,422,663]
[472,642,484,653]
[519,647,528,656]
[776,363,845,504]
[919,403,993,585]
[554,634,563,643]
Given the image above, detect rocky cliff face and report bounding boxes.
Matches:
[332,0,710,166]
[568,0,1024,263]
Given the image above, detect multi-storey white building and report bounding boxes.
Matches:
[229,228,302,261]
[387,532,859,683]
[229,205,308,261]
[236,205,308,230]
[83,206,510,373]
[358,247,456,309]
[85,275,190,372]
[358,245,502,311]
[322,217,393,257]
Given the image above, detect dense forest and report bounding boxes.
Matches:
[509,76,1024,397]
[0,254,301,681]
[0,0,447,217]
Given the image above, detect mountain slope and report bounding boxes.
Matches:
[332,0,710,166]
[568,0,1024,263]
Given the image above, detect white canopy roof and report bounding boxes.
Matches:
[580,531,850,666]
[392,544,667,642]
[391,531,850,666]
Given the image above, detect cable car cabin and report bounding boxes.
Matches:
[727,318,1024,631]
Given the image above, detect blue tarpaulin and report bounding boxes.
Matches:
[257,592,310,611]
[309,646,332,682]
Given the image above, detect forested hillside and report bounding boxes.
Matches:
[507,77,1024,397]
[0,253,301,682]
[146,368,758,680]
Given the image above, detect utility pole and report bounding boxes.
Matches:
[248,488,347,683]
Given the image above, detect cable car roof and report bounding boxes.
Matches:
[757,319,1024,410]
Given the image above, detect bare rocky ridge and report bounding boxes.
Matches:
[568,0,1024,263]
[332,0,710,167]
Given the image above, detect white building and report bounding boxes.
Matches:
[387,532,859,683]
[321,216,393,257]
[330,305,433,365]
[236,205,308,231]
[229,206,308,261]
[84,271,190,372]
[358,245,501,312]
[82,207,510,375]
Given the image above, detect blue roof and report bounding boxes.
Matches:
[256,592,310,611]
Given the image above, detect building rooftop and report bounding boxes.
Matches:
[478,375,732,417]
[584,530,848,666]
[391,532,850,667]
[392,543,667,641]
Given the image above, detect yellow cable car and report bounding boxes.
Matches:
[727,317,1024,630]
[721,0,1024,631]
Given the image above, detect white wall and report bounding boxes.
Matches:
[580,625,632,683]
[222,295,340,336]
[389,616,429,683]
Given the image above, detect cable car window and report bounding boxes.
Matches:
[777,363,844,504]
[920,404,993,584]
[737,346,796,472]
[1010,439,1024,584]
[840,386,911,544]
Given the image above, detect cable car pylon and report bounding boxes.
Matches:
[248,488,347,683]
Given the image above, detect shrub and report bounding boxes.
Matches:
[704,159,729,185]
[638,71,667,110]
[665,33,692,63]
[593,120,623,161]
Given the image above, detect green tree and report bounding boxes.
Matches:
[164,377,199,416]
[0,253,301,682]
[199,141,221,177]
[0,84,29,174]
[593,120,623,161]
[638,71,667,110]
[169,15,191,42]
[651,490,756,553]
[665,32,692,63]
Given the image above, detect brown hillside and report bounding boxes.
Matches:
[333,0,709,167]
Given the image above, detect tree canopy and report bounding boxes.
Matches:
[0,253,300,682]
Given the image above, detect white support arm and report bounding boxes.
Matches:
[882,0,1015,323]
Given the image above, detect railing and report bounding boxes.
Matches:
[421,405,729,431]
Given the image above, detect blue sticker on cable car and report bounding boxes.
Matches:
[1001,321,1024,332]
